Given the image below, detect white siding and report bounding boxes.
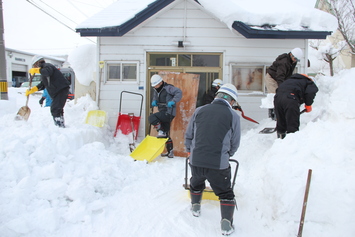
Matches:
[97,0,307,139]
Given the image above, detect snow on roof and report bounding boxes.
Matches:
[76,0,337,34]
[76,0,157,29]
[199,0,337,32]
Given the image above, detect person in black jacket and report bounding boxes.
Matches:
[185,83,241,235]
[203,79,223,105]
[265,48,303,120]
[26,55,70,128]
[274,73,318,139]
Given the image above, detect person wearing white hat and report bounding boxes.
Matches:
[184,83,241,235]
[265,47,303,120]
[25,55,70,127]
[148,74,182,158]
[203,78,224,105]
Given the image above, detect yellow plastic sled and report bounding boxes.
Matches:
[130,135,168,162]
[183,158,239,201]
[85,110,107,127]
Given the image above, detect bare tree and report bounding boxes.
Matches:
[310,39,347,76]
[328,0,355,54]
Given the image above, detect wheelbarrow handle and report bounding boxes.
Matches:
[183,157,239,190]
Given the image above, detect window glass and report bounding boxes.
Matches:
[123,63,137,81]
[108,65,120,80]
[178,54,191,66]
[193,55,220,67]
[232,66,263,91]
[149,54,177,66]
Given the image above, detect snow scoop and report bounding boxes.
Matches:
[183,157,239,201]
[297,169,312,237]
[15,73,35,121]
[259,109,307,134]
[233,103,259,124]
[130,135,168,162]
[85,110,107,127]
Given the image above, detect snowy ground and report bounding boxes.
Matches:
[0,69,354,237]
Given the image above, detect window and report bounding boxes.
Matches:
[148,53,221,68]
[107,62,138,82]
[231,65,265,92]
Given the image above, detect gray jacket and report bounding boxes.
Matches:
[153,82,182,117]
[184,98,241,170]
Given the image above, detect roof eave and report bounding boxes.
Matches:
[232,21,332,39]
[76,0,174,37]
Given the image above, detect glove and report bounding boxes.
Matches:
[167,101,175,108]
[29,68,40,74]
[305,105,312,113]
[25,86,38,96]
[39,97,45,106]
[151,100,158,107]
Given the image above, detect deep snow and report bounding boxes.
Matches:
[0,68,354,236]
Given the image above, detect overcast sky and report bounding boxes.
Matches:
[3,0,318,56]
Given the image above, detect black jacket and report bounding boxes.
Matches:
[203,86,218,105]
[267,53,297,86]
[36,63,70,97]
[276,73,319,106]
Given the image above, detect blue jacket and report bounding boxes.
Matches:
[185,98,241,170]
[42,89,52,107]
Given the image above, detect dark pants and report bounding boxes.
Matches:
[190,165,234,200]
[50,87,69,118]
[274,92,300,134]
[148,111,174,134]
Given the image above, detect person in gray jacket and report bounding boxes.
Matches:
[184,83,241,236]
[148,74,182,158]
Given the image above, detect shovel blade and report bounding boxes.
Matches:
[16,106,31,121]
[259,127,276,134]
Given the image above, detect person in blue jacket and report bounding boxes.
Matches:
[39,89,52,107]
[185,83,241,236]
[148,74,182,158]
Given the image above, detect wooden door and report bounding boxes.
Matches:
[150,72,200,157]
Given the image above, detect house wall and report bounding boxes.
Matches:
[97,0,307,140]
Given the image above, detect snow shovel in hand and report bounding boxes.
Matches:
[259,109,307,134]
[15,73,35,121]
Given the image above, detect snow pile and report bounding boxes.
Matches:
[67,44,96,86]
[0,69,355,236]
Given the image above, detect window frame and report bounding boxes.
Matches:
[105,61,139,83]
[230,63,267,94]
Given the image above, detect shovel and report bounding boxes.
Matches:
[15,73,35,121]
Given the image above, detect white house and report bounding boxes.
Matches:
[76,0,335,152]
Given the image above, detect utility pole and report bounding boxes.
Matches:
[0,0,8,100]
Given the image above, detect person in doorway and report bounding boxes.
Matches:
[25,55,70,128]
[203,78,223,105]
[148,74,182,158]
[274,73,318,139]
[184,83,241,236]
[265,47,303,120]
[39,88,52,107]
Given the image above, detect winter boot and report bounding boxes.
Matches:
[277,132,286,139]
[157,130,167,138]
[161,138,174,158]
[53,116,65,128]
[220,199,236,236]
[161,150,174,158]
[268,108,276,121]
[190,190,202,217]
